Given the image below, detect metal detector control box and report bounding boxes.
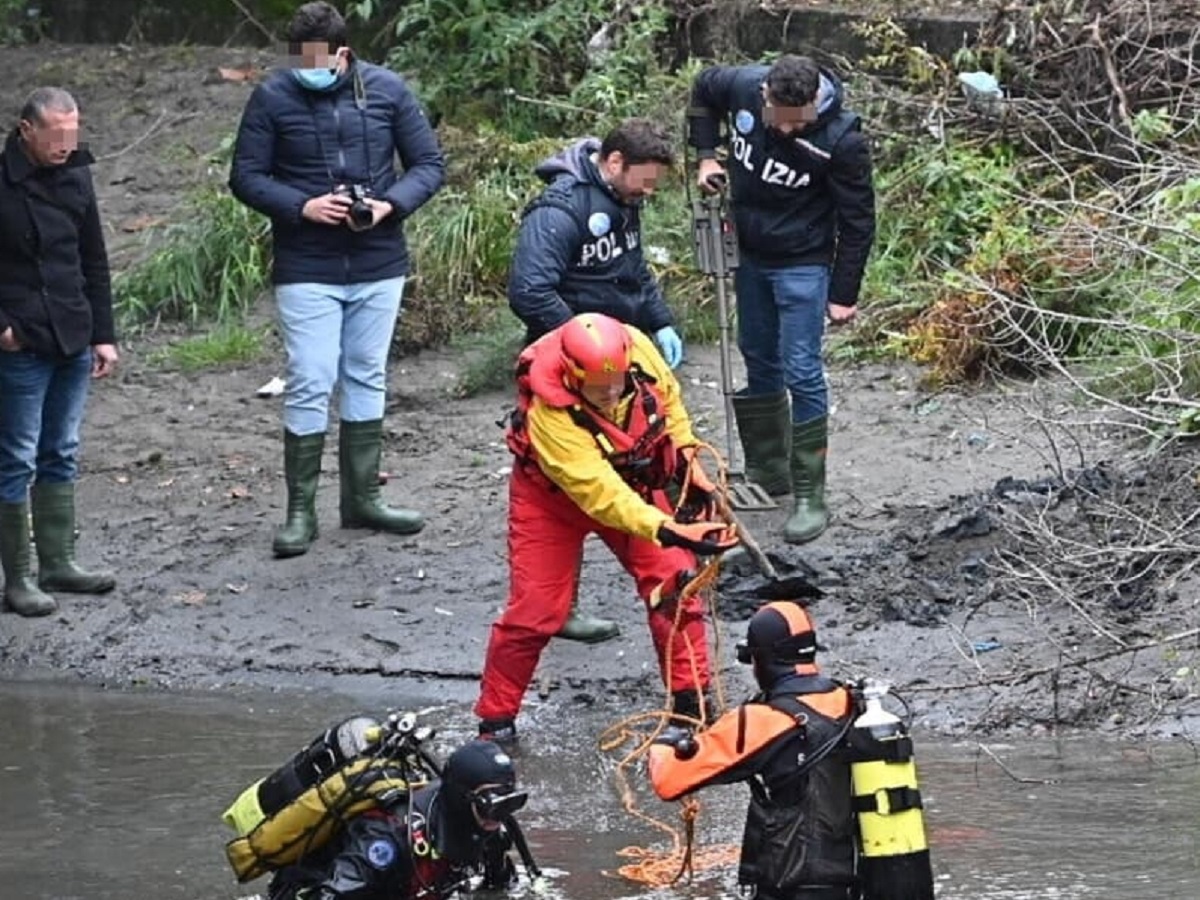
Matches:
[692,194,739,276]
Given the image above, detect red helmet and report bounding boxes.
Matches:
[559,313,632,387]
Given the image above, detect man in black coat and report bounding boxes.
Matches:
[0,86,118,617]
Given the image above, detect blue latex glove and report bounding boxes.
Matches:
[654,326,683,369]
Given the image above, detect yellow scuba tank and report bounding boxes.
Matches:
[849,680,934,900]
[223,715,383,836]
[220,713,426,883]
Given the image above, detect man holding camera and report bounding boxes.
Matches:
[230,1,445,558]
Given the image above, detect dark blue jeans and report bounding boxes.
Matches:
[734,256,831,424]
[0,348,92,503]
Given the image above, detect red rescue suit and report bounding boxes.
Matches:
[475,325,710,723]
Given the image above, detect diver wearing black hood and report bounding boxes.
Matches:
[647,601,858,900]
[267,740,527,900]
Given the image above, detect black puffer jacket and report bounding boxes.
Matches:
[508,138,672,344]
[0,129,115,359]
[689,64,876,306]
[229,59,445,286]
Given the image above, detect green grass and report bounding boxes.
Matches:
[148,325,269,372]
[114,188,271,330]
[452,318,525,398]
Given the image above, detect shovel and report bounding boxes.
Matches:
[691,185,776,511]
[717,495,822,602]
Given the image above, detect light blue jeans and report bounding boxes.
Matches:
[734,257,831,424]
[275,277,405,435]
[0,348,92,503]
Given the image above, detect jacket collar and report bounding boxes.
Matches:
[3,127,95,183]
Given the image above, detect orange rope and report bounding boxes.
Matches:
[598,443,742,885]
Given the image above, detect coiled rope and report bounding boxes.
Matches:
[596,441,742,886]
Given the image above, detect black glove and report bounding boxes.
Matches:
[657,520,739,556]
[482,851,518,890]
[676,484,717,524]
[653,725,698,760]
[481,829,518,890]
[675,447,718,523]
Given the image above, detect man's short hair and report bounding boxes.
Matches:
[20,86,77,125]
[286,1,348,51]
[765,55,821,107]
[600,117,675,168]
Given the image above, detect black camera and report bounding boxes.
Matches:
[334,183,374,229]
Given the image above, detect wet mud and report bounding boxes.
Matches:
[0,44,1197,743]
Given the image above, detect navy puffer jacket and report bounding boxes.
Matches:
[229,59,444,285]
[507,138,672,344]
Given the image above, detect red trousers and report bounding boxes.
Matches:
[475,465,711,722]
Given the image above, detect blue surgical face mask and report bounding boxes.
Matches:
[292,67,338,91]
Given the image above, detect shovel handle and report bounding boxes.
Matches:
[717,495,779,581]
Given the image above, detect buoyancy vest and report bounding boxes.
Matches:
[737,687,858,893]
[505,332,678,496]
[224,756,425,883]
[396,805,462,899]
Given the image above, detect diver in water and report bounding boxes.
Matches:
[267,739,529,900]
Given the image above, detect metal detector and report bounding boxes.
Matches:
[691,183,776,510]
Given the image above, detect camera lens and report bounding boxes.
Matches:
[350,200,372,228]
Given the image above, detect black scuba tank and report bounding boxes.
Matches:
[256,715,381,815]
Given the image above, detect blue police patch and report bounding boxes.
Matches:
[366,838,397,869]
[587,212,611,237]
[735,109,755,134]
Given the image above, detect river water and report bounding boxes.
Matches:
[0,682,1195,899]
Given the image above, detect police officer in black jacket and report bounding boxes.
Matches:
[507,117,682,645]
[688,56,876,546]
[0,86,118,618]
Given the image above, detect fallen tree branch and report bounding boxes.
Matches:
[96,110,199,162]
[227,0,277,45]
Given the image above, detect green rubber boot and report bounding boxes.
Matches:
[31,482,115,594]
[0,501,57,616]
[784,417,828,544]
[339,419,424,535]
[556,596,620,644]
[274,430,325,558]
[731,390,793,496]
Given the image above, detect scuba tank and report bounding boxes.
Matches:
[849,680,934,900]
[221,712,436,883]
[257,715,382,816]
[223,715,383,835]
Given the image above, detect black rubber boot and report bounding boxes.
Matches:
[478,718,518,746]
[784,416,828,544]
[274,430,325,558]
[731,390,793,496]
[670,689,712,725]
[0,501,57,616]
[31,482,115,594]
[339,419,424,534]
